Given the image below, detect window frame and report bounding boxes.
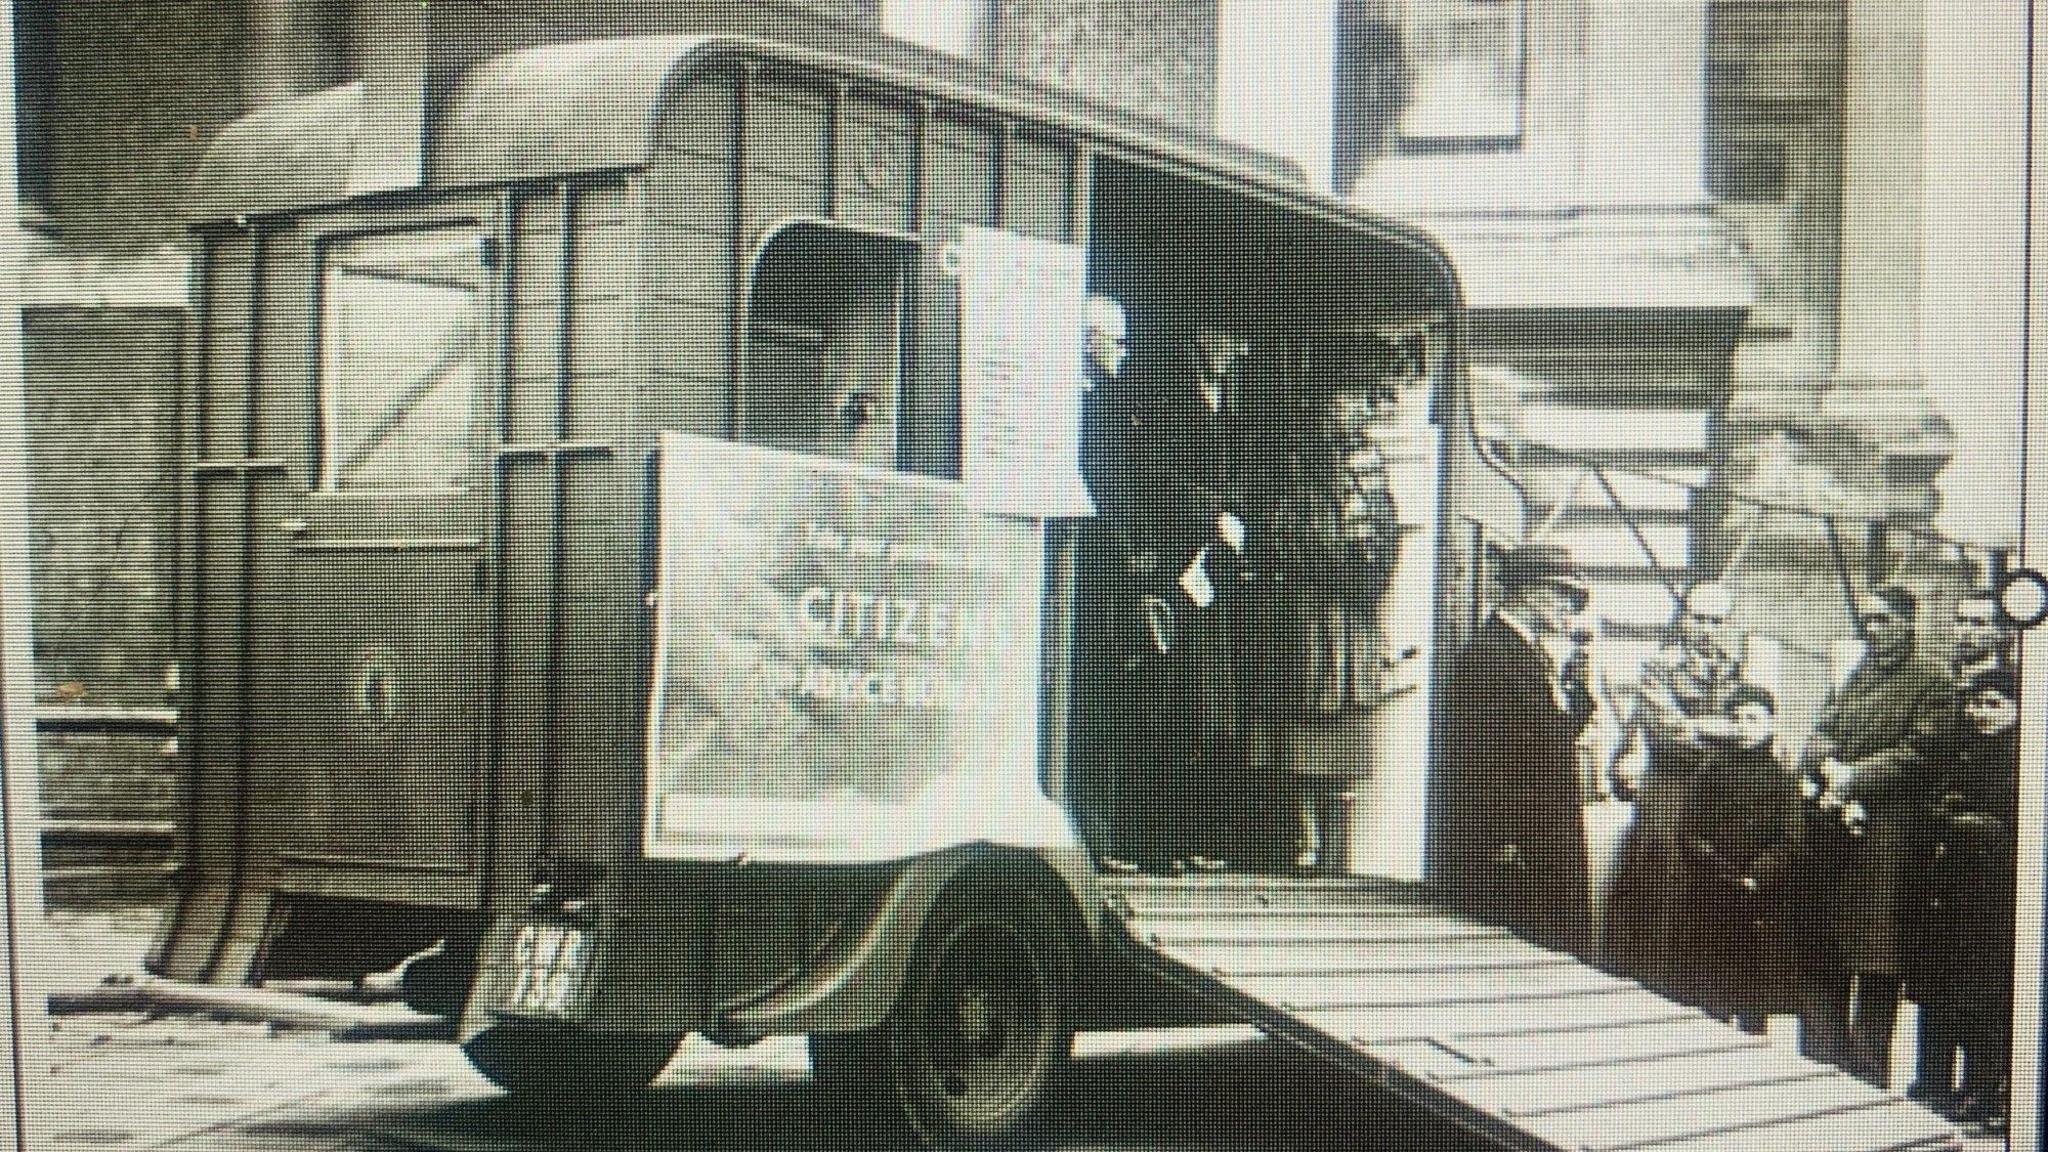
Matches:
[736,215,921,472]
[308,213,494,497]
[1391,0,1531,155]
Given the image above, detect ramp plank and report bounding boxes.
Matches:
[1613,1097,1956,1152]
[1232,964,1632,1013]
[1518,1073,1899,1151]
[1162,936,1581,978]
[1298,990,1701,1048]
[1140,916,1513,947]
[1467,1051,1831,1117]
[1438,1017,1770,1077]
[1112,876,1962,1152]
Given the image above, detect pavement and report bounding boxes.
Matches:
[2,910,2015,1152]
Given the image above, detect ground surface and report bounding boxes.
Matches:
[4,912,2011,1152]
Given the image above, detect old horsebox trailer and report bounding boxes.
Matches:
[151,6,1964,1150]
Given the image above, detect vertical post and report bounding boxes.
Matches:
[538,185,578,848]
[1037,144,1091,816]
[1865,521,1889,588]
[0,0,51,1143]
[726,65,754,440]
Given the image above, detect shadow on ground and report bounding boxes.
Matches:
[244,1034,1494,1151]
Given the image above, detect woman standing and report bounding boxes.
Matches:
[1257,334,1406,873]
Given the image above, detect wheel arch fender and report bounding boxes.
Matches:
[724,843,1102,1037]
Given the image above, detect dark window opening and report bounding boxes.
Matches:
[743,223,912,472]
[13,0,56,213]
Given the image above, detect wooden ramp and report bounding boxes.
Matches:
[1108,875,1962,1152]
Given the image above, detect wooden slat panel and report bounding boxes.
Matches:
[743,76,830,185]
[1129,893,1461,921]
[1163,936,1582,978]
[1131,893,1453,918]
[1525,1074,1899,1152]
[1143,913,1517,947]
[1455,1016,1766,1068]
[1617,1097,1954,1152]
[1429,1017,1767,1081]
[1301,989,1699,1048]
[1467,1049,1830,1117]
[1229,965,1629,1013]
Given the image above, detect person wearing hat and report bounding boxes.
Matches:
[1430,541,1598,958]
[1795,585,1954,1087]
[1074,298,1253,872]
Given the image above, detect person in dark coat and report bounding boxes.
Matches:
[1073,293,1154,869]
[1142,323,1256,869]
[1431,542,1596,958]
[1604,582,1748,990]
[1670,684,1802,1033]
[1076,301,1252,871]
[1795,585,1954,1087]
[1254,335,1408,873]
[1905,667,2018,1125]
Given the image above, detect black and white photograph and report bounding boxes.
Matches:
[0,2,2042,1150]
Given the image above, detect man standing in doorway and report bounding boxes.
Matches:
[1432,542,1598,957]
[1075,302,1251,872]
[1141,322,1254,869]
[1797,585,1952,1087]
[1074,294,1148,868]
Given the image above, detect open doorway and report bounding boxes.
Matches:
[1065,158,1449,878]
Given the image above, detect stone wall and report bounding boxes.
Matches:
[22,309,187,906]
[19,1,246,250]
[992,0,1217,131]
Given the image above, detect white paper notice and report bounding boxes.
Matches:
[956,226,1094,517]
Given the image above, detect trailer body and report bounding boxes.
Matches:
[153,9,1960,1150]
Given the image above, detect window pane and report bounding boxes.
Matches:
[320,225,484,489]
[741,224,909,472]
[1396,0,1526,149]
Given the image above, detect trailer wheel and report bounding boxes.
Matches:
[461,1026,679,1098]
[884,880,1076,1149]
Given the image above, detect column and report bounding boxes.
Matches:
[1918,0,2026,550]
[1215,0,1335,192]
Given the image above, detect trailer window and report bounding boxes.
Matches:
[317,225,485,491]
[742,224,910,470]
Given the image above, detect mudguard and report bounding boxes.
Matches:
[720,844,1102,1036]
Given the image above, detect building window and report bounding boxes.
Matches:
[13,0,57,215]
[317,225,486,491]
[743,223,912,472]
[1393,0,1527,153]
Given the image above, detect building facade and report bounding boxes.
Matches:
[1213,0,2026,746]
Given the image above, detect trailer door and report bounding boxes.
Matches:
[258,215,497,903]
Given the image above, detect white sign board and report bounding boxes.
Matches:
[955,226,1094,517]
[643,433,1073,864]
